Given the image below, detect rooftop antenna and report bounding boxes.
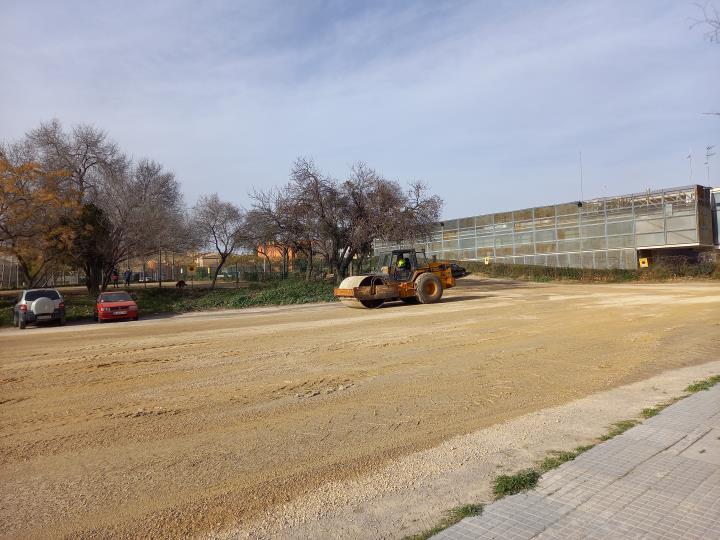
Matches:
[687,149,693,183]
[578,151,584,207]
[706,145,715,184]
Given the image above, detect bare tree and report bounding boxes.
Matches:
[280,158,443,283]
[95,159,189,290]
[692,2,720,42]
[27,119,126,201]
[691,4,720,116]
[192,194,246,289]
[249,182,320,280]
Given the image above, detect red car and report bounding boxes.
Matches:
[94,291,139,323]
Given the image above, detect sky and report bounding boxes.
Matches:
[1,0,718,218]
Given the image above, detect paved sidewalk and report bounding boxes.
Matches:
[436,385,720,539]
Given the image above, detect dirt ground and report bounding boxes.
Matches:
[1,277,719,539]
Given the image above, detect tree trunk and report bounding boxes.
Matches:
[336,247,353,284]
[305,244,313,281]
[261,253,272,280]
[84,261,103,296]
[158,249,162,288]
[210,255,228,290]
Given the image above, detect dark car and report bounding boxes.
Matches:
[13,288,66,329]
[450,263,470,278]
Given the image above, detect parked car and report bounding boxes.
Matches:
[450,263,470,278]
[94,291,139,323]
[13,288,66,329]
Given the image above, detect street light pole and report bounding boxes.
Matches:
[706,145,715,184]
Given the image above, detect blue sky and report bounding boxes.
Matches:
[1,0,718,217]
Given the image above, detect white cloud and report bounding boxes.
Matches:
[1,0,717,216]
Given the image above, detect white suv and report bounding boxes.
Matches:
[13,289,66,329]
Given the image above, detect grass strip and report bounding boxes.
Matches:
[403,504,483,540]
[404,377,720,539]
[598,419,639,441]
[685,375,720,393]
[0,279,337,327]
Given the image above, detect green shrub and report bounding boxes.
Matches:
[492,469,541,498]
[404,504,483,540]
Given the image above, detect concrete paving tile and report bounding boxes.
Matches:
[433,386,720,539]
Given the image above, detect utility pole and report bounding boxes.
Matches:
[579,151,584,202]
[578,151,584,269]
[706,145,715,184]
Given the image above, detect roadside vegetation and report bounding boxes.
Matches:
[1,121,442,294]
[418,373,720,537]
[462,258,720,283]
[404,504,483,540]
[0,279,336,327]
[686,374,720,393]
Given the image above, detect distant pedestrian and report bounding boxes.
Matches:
[123,268,132,287]
[111,269,120,288]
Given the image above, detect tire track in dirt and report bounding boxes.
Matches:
[1,278,719,538]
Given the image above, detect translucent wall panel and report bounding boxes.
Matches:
[583,237,606,250]
[581,223,605,238]
[374,185,709,270]
[607,235,635,249]
[495,234,513,247]
[535,241,557,253]
[534,229,555,242]
[636,234,665,247]
[635,218,664,234]
[476,235,494,248]
[666,230,697,244]
[514,232,533,244]
[607,221,633,236]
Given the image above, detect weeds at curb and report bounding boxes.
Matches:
[685,375,720,393]
[640,396,684,419]
[599,419,639,441]
[539,446,591,473]
[403,504,483,540]
[492,469,541,498]
[408,378,720,538]
[640,406,662,418]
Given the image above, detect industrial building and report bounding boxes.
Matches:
[376,184,719,270]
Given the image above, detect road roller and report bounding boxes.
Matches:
[333,249,461,308]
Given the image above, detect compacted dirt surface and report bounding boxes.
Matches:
[1,277,719,538]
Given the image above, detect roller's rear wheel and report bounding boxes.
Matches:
[415,273,443,304]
